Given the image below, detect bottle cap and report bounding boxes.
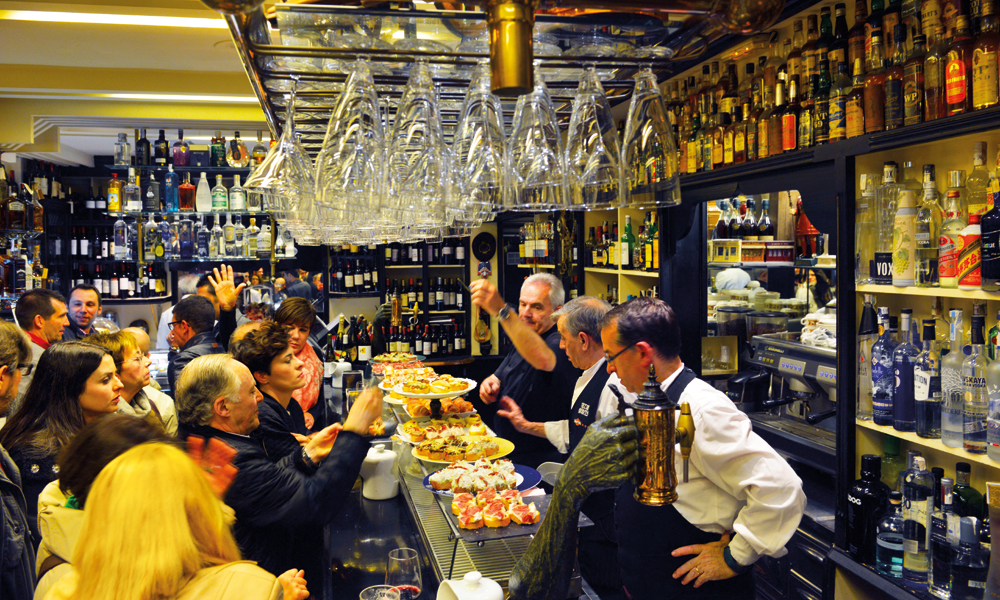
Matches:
[889,490,902,503]
[913,456,926,470]
[961,517,979,544]
[956,461,972,473]
[861,454,882,477]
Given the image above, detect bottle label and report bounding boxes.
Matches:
[891,203,917,285]
[212,192,227,211]
[758,123,769,157]
[724,136,734,164]
[864,85,886,132]
[782,114,797,151]
[359,345,371,361]
[873,251,894,284]
[946,59,968,104]
[922,0,942,34]
[847,97,865,137]
[712,140,723,165]
[885,79,904,126]
[983,229,1000,286]
[829,95,848,139]
[903,62,925,124]
[914,368,941,401]
[973,49,999,107]
[940,232,961,280]
[686,140,698,173]
[814,98,829,143]
[958,229,982,287]
[873,357,894,422]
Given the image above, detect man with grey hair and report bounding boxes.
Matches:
[471,273,580,468]
[156,274,200,350]
[496,296,635,599]
[175,353,382,586]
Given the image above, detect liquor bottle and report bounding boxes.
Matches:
[915,319,943,438]
[988,333,1000,458]
[969,143,991,219]
[951,517,988,597]
[435,277,445,310]
[257,221,271,259]
[210,132,226,168]
[787,20,806,83]
[728,197,744,238]
[797,75,816,149]
[226,131,250,168]
[211,175,228,212]
[884,25,907,130]
[172,129,190,166]
[850,0,870,70]
[892,175,918,287]
[916,171,944,288]
[831,3,850,73]
[877,491,906,578]
[246,218,259,258]
[848,454,891,563]
[782,75,802,152]
[114,133,131,166]
[874,307,899,425]
[229,174,245,211]
[742,196,759,240]
[974,0,1000,110]
[868,0,887,59]
[928,477,960,598]
[153,130,169,166]
[904,33,927,125]
[958,213,982,290]
[123,167,141,212]
[941,191,968,288]
[883,0,902,53]
[195,173,212,213]
[143,172,160,213]
[858,294,879,421]
[963,313,990,454]
[769,76,787,156]
[112,215,128,260]
[222,214,236,257]
[107,173,122,212]
[865,30,888,132]
[143,214,158,261]
[233,217,245,258]
[196,217,209,259]
[164,165,179,212]
[943,309,968,447]
[925,18,950,120]
[829,61,851,141]
[135,128,150,166]
[620,215,635,270]
[246,186,262,212]
[858,173,880,283]
[178,214,194,260]
[252,131,268,166]
[802,14,820,84]
[178,172,195,212]
[847,58,868,137]
[902,455,934,589]
[947,16,975,115]
[953,463,985,519]
[894,308,921,431]
[814,60,831,144]
[711,112,726,169]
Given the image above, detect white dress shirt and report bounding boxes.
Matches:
[661,363,806,567]
[543,358,636,455]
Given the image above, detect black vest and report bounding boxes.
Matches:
[568,366,613,451]
[614,368,755,600]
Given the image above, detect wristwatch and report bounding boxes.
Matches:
[497,304,514,323]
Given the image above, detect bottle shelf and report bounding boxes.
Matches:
[101,296,172,304]
[621,270,660,278]
[154,257,271,264]
[328,291,380,298]
[708,261,797,269]
[585,267,624,275]
[826,548,914,600]
[384,265,422,270]
[428,263,468,269]
[856,284,1000,301]
[106,165,252,174]
[517,263,556,269]
[857,420,999,469]
[106,211,269,219]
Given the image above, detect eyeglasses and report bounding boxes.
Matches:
[117,355,144,368]
[17,364,33,376]
[604,342,637,367]
[167,321,183,331]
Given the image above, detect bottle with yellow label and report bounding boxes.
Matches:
[107,173,122,212]
[973,0,1000,110]
[892,186,919,287]
[847,59,867,138]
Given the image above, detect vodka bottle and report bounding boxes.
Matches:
[229,174,245,211]
[114,133,131,166]
[928,477,960,598]
[210,216,223,259]
[877,162,901,281]
[894,308,921,431]
[951,517,988,599]
[942,309,967,447]
[873,307,898,425]
[246,218,259,258]
[196,217,209,259]
[123,167,141,212]
[113,216,128,260]
[223,214,236,257]
[877,491,906,578]
[233,217,246,258]
[915,319,943,438]
[143,214,158,262]
[858,294,879,421]
[916,166,944,287]
[195,172,212,212]
[902,456,934,589]
[211,175,228,212]
[858,173,879,284]
[988,339,1000,460]
[893,178,919,287]
[963,314,989,454]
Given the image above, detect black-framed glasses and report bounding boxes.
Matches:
[604,342,637,366]
[167,321,183,331]
[17,364,33,376]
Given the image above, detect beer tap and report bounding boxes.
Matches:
[631,365,696,505]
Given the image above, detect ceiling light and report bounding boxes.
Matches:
[105,93,258,103]
[0,10,228,29]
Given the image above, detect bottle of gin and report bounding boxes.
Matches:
[246,218,259,259]
[847,454,891,563]
[223,214,236,257]
[877,491,906,578]
[196,217,209,259]
[257,221,272,259]
[164,165,179,213]
[873,307,898,425]
[113,216,128,260]
[229,174,245,211]
[858,294,879,421]
[953,462,985,519]
[916,166,944,287]
[951,517,988,598]
[963,313,990,454]
[233,217,245,258]
[195,173,212,213]
[928,477,960,599]
[943,309,967,447]
[209,216,223,259]
[894,308,921,431]
[143,172,160,213]
[211,175,228,212]
[915,318,943,438]
[123,167,141,213]
[902,456,934,589]
[142,214,158,262]
[114,133,131,166]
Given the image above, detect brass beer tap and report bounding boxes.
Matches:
[631,364,696,505]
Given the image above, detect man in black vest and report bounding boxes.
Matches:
[471,274,581,469]
[508,297,805,600]
[496,296,635,600]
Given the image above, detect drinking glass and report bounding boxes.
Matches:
[621,67,681,209]
[385,548,422,600]
[386,61,449,228]
[506,62,567,212]
[565,65,623,211]
[359,585,400,600]
[452,59,506,226]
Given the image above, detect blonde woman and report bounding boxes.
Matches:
[44,444,309,600]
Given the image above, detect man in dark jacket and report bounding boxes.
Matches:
[174,353,381,587]
[283,270,313,301]
[0,321,34,600]
[166,295,222,394]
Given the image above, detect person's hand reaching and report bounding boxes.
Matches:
[277,569,309,600]
[186,435,239,499]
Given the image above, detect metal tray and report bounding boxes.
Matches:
[432,493,592,543]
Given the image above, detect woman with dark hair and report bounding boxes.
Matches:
[0,341,123,546]
[273,297,324,429]
[34,414,175,599]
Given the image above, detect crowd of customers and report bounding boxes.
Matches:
[0,264,381,600]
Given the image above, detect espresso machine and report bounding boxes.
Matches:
[743,332,837,474]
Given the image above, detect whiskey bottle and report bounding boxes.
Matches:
[946,16,974,115]
[865,30,887,133]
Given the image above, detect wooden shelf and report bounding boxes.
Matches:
[857,420,1000,469]
[516,263,556,269]
[856,284,1000,300]
[384,265,422,270]
[102,296,172,304]
[428,264,467,268]
[620,270,660,278]
[584,267,621,275]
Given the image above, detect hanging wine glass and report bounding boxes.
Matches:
[621,67,681,209]
[452,59,505,227]
[566,65,623,211]
[386,61,448,229]
[506,62,567,212]
[314,59,387,238]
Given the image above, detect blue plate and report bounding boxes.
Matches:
[423,464,542,496]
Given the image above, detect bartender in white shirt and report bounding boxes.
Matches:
[598,297,806,599]
[496,296,635,600]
